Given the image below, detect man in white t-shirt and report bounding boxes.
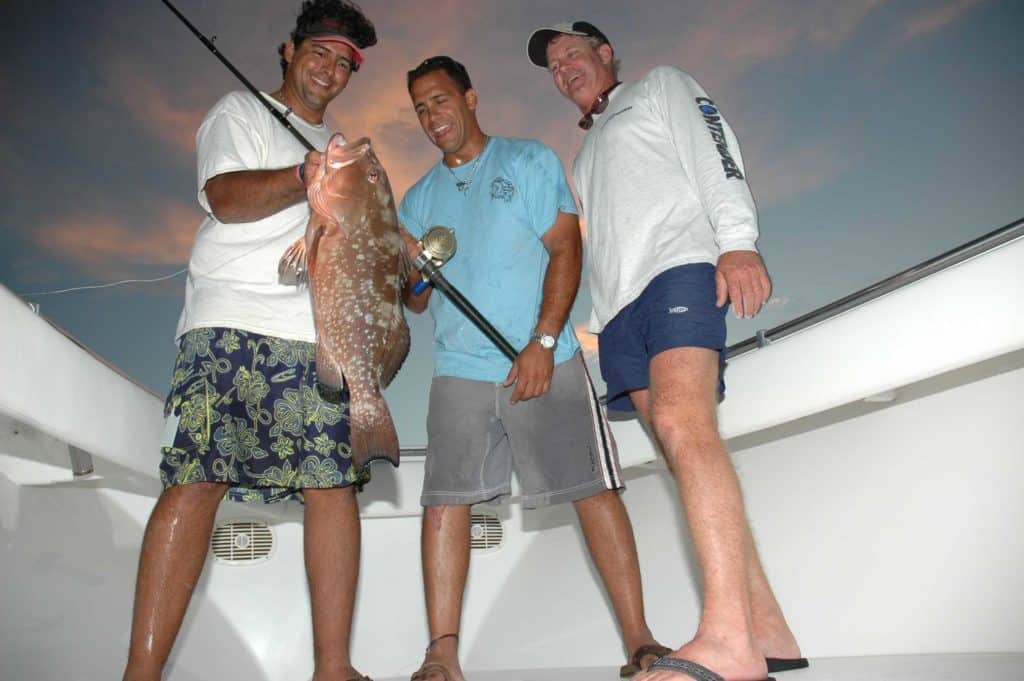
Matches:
[123,3,378,680]
[528,21,806,681]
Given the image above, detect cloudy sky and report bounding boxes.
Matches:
[3,0,1021,445]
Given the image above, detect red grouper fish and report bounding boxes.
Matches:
[280,133,410,474]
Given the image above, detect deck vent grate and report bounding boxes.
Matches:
[469,511,503,553]
[210,520,274,565]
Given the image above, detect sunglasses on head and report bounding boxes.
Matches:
[578,82,621,130]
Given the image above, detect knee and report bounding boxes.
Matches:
[303,485,356,509]
[649,403,719,457]
[422,504,467,529]
[423,504,452,525]
[160,481,226,508]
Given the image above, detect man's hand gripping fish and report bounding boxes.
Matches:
[280,134,410,473]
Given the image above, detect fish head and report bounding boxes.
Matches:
[307,134,386,225]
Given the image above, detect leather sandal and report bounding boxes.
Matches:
[410,633,459,681]
[410,662,453,681]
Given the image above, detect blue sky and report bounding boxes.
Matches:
[2,0,1022,445]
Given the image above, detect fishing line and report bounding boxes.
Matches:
[20,269,187,297]
[20,232,303,299]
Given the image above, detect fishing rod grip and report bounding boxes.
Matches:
[413,258,518,362]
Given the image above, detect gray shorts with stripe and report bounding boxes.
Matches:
[422,351,624,508]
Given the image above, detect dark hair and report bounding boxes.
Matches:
[277,0,377,76]
[406,56,472,93]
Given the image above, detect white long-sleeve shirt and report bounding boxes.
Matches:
[573,66,759,333]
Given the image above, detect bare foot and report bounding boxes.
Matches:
[754,619,802,661]
[633,634,768,681]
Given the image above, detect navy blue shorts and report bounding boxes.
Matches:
[598,263,727,412]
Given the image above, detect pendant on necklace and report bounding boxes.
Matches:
[456,181,468,192]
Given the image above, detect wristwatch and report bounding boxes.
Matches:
[530,331,556,350]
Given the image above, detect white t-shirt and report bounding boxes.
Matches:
[572,66,759,333]
[174,90,335,342]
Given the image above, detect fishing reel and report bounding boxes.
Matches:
[412,226,457,295]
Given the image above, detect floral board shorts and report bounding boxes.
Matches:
[159,327,369,503]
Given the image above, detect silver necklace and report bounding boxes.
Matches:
[445,140,488,193]
[446,154,481,193]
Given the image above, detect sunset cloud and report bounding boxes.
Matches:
[651,1,887,91]
[903,0,986,40]
[39,202,200,275]
[95,57,205,159]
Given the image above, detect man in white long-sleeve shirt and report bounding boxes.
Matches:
[528,21,806,681]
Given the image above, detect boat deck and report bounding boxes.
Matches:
[379,654,1023,680]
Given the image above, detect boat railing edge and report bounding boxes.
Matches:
[18,299,164,401]
[726,217,1024,359]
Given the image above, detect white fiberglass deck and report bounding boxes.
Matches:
[380,654,1024,680]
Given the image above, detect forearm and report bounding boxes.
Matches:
[536,241,581,336]
[205,166,306,223]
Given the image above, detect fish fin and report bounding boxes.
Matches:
[278,237,308,285]
[379,310,410,390]
[350,397,401,472]
[398,243,413,287]
[315,339,346,392]
[306,221,328,278]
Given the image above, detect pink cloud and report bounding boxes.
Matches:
[651,1,887,91]
[38,202,200,275]
[903,0,986,40]
[95,57,204,158]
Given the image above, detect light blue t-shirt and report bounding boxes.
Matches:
[399,136,581,382]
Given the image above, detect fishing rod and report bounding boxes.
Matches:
[162,0,522,363]
[161,0,314,151]
[413,227,518,362]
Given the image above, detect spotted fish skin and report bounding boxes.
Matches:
[284,134,409,473]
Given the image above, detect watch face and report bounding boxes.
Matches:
[537,334,555,349]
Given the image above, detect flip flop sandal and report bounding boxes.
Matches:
[648,657,775,681]
[766,657,809,673]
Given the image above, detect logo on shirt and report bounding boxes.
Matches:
[490,177,515,202]
[695,97,744,180]
[668,306,689,314]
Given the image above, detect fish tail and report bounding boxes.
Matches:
[349,395,400,473]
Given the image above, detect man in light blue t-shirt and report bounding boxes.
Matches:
[399,56,669,681]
